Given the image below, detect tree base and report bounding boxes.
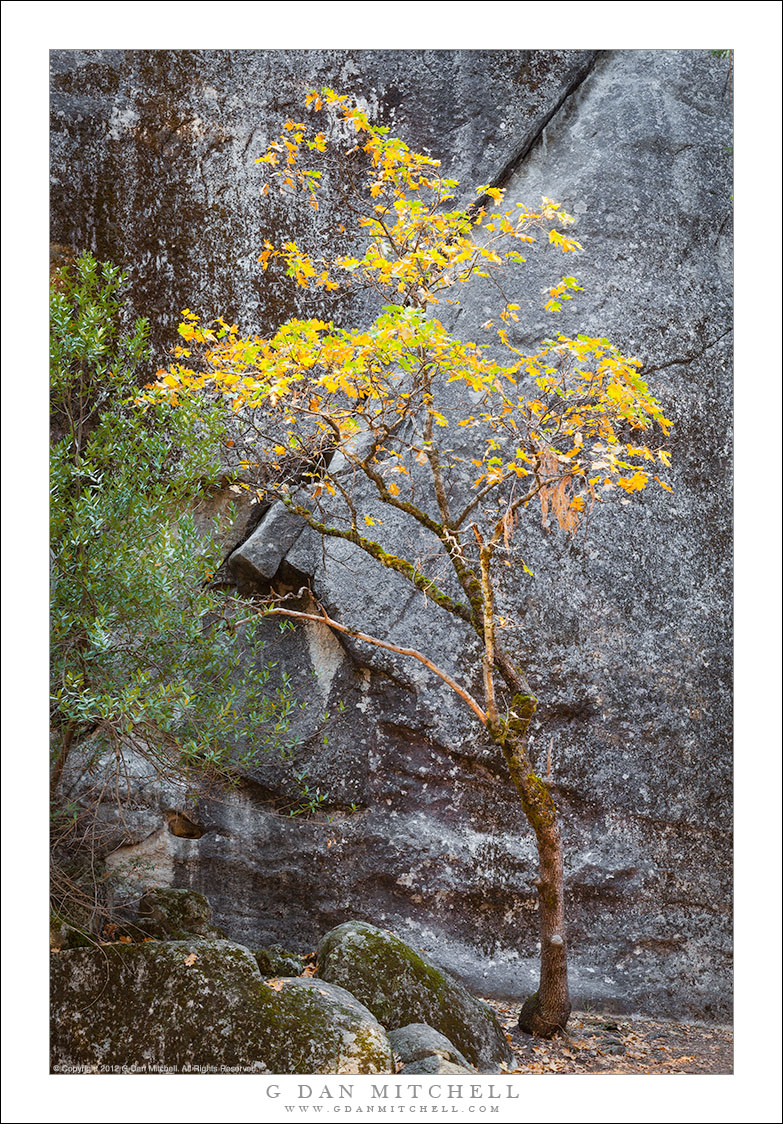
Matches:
[517,991,571,1038]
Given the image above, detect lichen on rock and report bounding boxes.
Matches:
[51,939,393,1074]
[399,1056,475,1075]
[253,945,305,977]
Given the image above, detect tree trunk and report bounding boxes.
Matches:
[498,730,571,1037]
[262,601,572,1036]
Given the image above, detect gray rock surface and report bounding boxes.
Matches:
[50,49,597,350]
[50,940,393,1074]
[316,921,512,1072]
[388,1024,473,1070]
[399,1056,476,1075]
[229,502,308,584]
[50,49,732,1020]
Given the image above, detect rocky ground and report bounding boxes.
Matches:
[54,891,733,1076]
[487,1000,733,1075]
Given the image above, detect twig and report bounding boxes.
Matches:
[260,601,488,726]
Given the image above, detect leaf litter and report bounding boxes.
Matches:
[484,1000,732,1075]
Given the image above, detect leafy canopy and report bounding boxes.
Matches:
[147,88,671,555]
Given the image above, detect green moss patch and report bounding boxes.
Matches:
[51,940,392,1074]
[316,922,512,1072]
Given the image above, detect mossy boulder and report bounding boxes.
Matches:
[50,913,94,950]
[253,945,305,977]
[51,940,393,1074]
[135,888,226,940]
[316,922,512,1072]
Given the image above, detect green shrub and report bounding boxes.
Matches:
[49,253,307,930]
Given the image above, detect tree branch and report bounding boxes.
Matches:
[262,603,488,726]
[278,495,475,625]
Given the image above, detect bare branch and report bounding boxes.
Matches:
[263,603,488,727]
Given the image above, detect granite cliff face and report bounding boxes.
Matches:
[50,49,596,344]
[50,49,732,1018]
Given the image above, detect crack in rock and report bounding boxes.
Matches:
[476,51,600,206]
[640,327,733,375]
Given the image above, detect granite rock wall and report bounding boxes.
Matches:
[50,49,732,1019]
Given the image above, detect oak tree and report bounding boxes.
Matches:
[149,90,672,1036]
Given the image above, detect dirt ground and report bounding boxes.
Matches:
[485,1000,733,1075]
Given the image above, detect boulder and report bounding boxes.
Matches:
[400,1056,476,1075]
[253,945,305,977]
[316,922,512,1072]
[228,502,308,585]
[51,940,393,1074]
[135,888,226,940]
[388,1023,473,1070]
